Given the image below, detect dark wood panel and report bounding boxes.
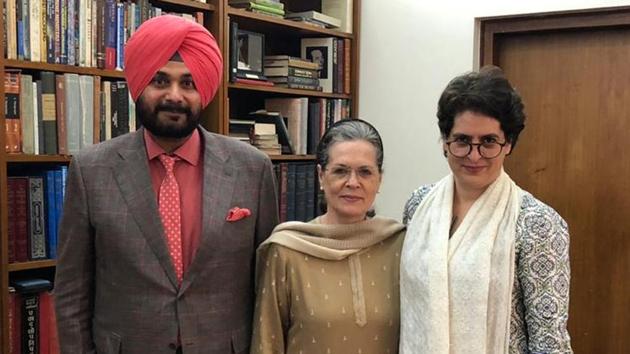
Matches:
[496,28,630,354]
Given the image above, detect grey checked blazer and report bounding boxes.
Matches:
[54,127,279,354]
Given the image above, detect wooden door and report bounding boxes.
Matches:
[480,8,630,354]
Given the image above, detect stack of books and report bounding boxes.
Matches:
[228,0,285,18]
[252,123,282,155]
[228,119,254,144]
[264,55,321,91]
[285,10,341,29]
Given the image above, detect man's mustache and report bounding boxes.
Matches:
[156,103,190,115]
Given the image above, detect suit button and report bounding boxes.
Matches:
[168,343,178,350]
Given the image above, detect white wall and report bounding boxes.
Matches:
[359,0,630,219]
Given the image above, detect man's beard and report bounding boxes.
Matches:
[136,98,201,139]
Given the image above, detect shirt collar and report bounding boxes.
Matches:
[144,128,202,166]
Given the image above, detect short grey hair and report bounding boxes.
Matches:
[316,118,384,172]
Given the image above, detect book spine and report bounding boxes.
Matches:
[58,0,66,64]
[85,0,92,67]
[279,163,288,222]
[4,71,21,153]
[104,0,115,69]
[40,71,58,154]
[64,74,81,154]
[40,0,47,62]
[337,38,344,94]
[8,288,21,354]
[13,177,29,262]
[7,179,17,263]
[116,81,129,134]
[28,176,47,260]
[46,0,55,63]
[21,293,39,354]
[116,3,123,70]
[52,168,63,259]
[45,171,57,260]
[55,74,67,155]
[20,74,35,154]
[286,76,320,86]
[344,39,351,94]
[53,0,60,63]
[17,0,24,60]
[7,0,17,60]
[295,163,307,221]
[22,0,30,60]
[66,0,75,65]
[79,75,94,149]
[93,76,101,143]
[96,0,105,68]
[110,81,119,137]
[332,37,338,93]
[38,291,52,354]
[286,163,296,221]
[305,163,316,220]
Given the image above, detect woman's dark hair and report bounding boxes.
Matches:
[437,66,526,149]
[316,118,383,216]
[316,118,384,172]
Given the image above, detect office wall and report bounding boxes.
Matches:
[359,0,630,218]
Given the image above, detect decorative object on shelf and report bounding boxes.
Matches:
[230,22,267,82]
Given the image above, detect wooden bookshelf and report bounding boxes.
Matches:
[270,154,316,161]
[3,59,126,78]
[159,0,216,11]
[228,82,351,99]
[5,154,72,163]
[227,7,354,39]
[8,260,57,272]
[0,1,360,352]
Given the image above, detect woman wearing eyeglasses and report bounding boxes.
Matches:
[400,67,573,354]
[251,119,405,354]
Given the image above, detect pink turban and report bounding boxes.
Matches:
[124,15,223,107]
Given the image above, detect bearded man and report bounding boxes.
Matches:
[54,15,279,354]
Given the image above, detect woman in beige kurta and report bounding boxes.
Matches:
[251,119,405,354]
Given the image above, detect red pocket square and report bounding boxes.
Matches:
[226,207,251,222]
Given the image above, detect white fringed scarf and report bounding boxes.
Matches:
[400,171,522,354]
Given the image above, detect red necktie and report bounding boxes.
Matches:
[158,154,184,283]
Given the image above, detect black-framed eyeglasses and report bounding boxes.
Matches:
[445,140,508,159]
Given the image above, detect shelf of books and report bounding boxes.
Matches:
[3,60,126,79]
[228,82,351,99]
[227,7,354,38]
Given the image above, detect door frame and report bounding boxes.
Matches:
[477,6,630,67]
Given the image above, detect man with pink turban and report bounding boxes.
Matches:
[54,15,278,354]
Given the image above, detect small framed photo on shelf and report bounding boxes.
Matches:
[230,22,266,81]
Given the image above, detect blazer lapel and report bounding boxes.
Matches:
[181,129,235,293]
[112,130,179,289]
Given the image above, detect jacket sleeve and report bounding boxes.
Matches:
[251,244,290,354]
[517,205,573,353]
[54,156,96,353]
[254,157,279,247]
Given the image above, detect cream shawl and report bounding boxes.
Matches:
[257,216,405,327]
[400,171,522,354]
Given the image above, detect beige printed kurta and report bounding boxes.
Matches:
[252,221,404,354]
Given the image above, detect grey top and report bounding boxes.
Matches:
[403,184,573,354]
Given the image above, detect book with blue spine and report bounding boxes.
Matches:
[116,2,124,70]
[44,170,57,259]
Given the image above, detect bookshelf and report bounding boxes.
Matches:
[0,0,360,351]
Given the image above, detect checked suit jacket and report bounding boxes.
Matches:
[54,127,279,354]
